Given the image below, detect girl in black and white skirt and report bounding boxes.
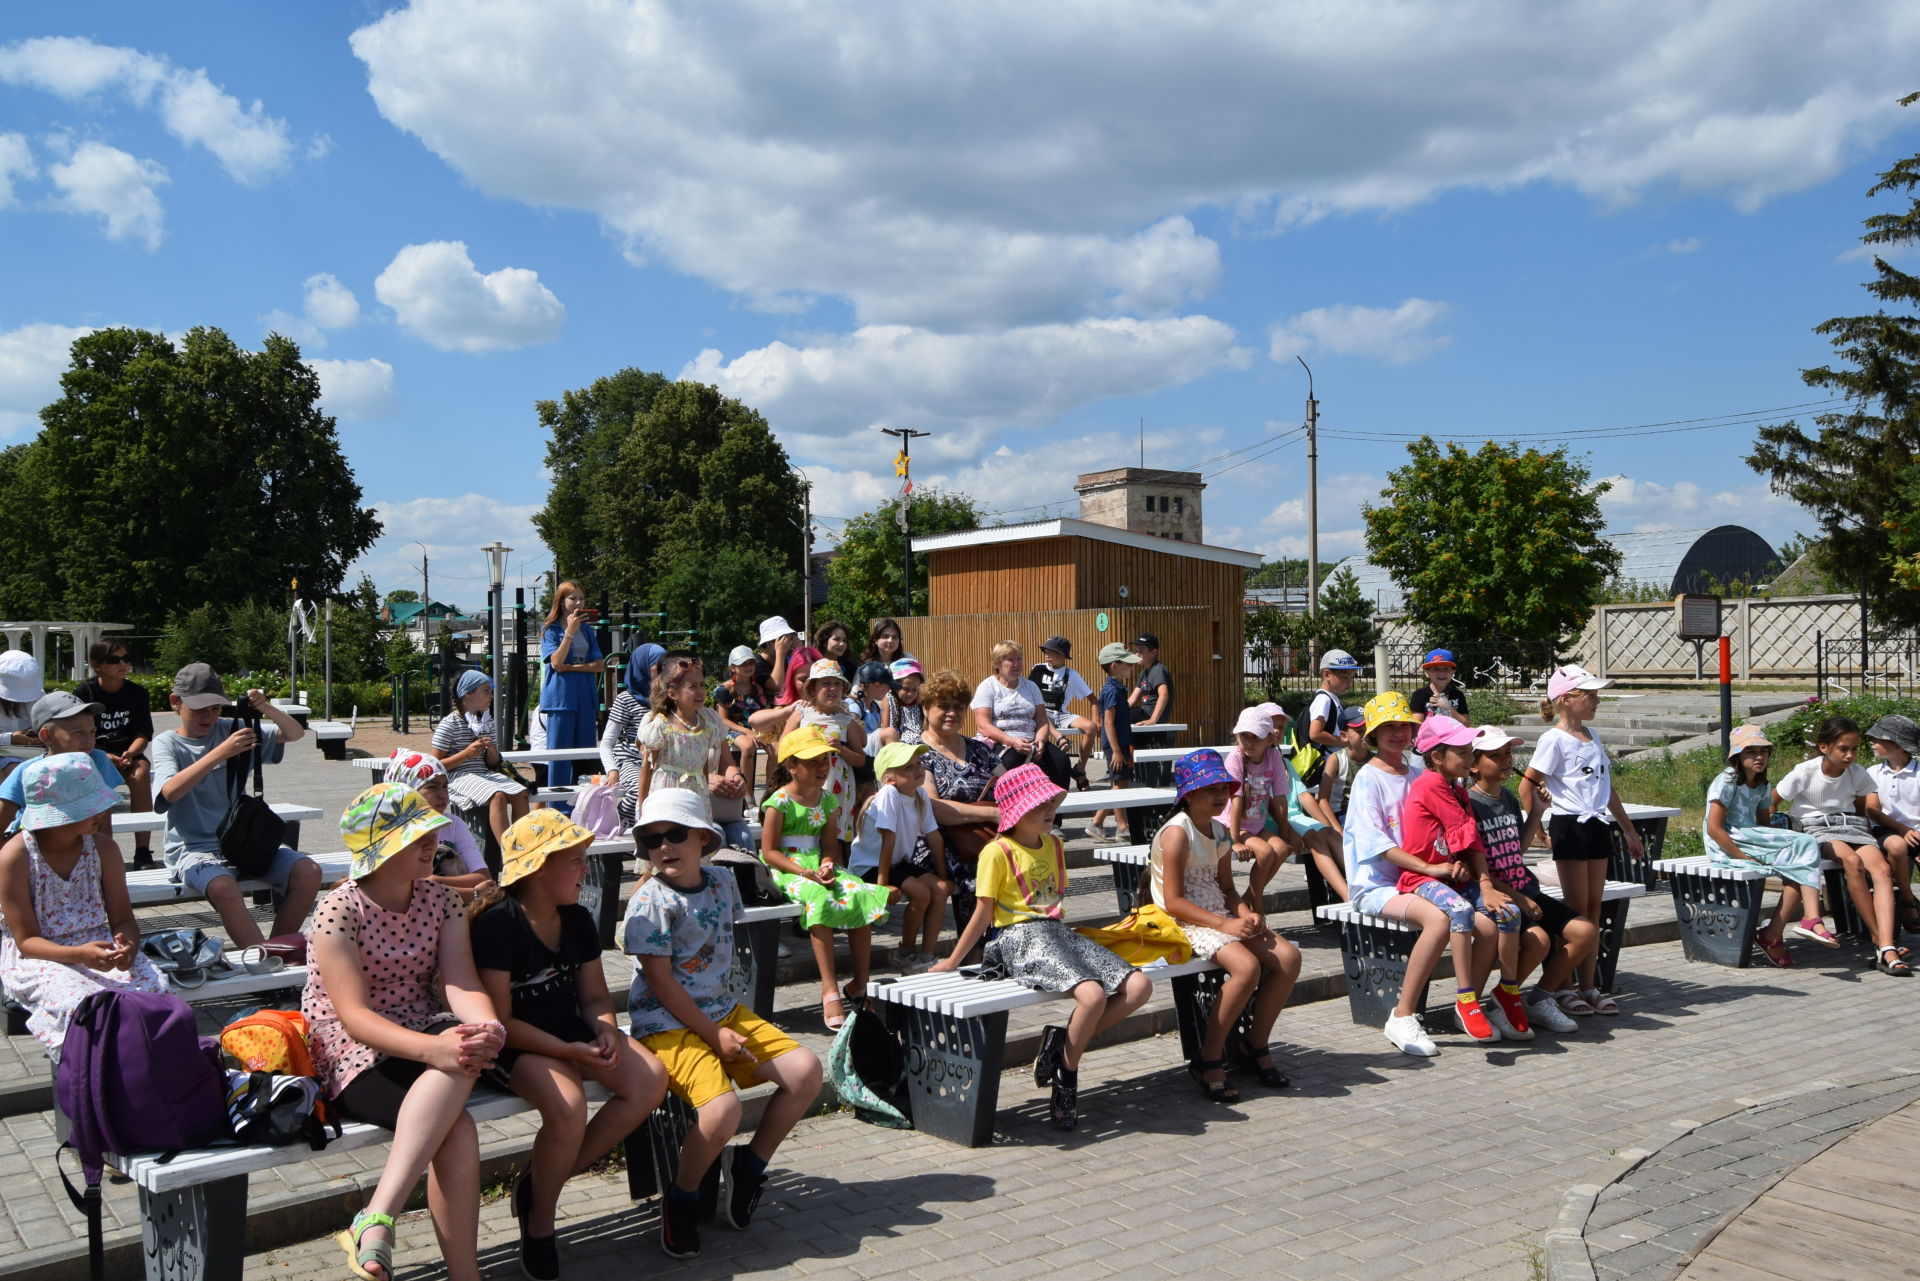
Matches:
[432,669,529,844]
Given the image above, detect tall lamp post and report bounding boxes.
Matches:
[483,541,512,741]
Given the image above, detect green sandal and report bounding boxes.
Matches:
[336,1209,396,1281]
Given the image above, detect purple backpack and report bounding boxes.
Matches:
[56,990,230,1278]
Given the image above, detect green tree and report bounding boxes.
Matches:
[1362,438,1617,644]
[0,327,380,633]
[1244,557,1340,590]
[532,367,669,583]
[383,588,420,604]
[824,489,983,625]
[1750,96,1920,627]
[1319,566,1379,654]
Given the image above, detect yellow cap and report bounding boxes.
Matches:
[778,725,838,762]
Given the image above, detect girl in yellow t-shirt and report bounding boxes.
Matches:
[932,764,1151,1131]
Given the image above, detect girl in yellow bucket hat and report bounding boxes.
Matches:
[470,811,668,1278]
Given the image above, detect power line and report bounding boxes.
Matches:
[1312,397,1849,445]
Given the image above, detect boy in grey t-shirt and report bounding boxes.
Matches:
[150,663,320,947]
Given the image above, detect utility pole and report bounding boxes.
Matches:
[880,427,931,616]
[1298,357,1320,622]
[797,472,814,636]
[410,541,431,649]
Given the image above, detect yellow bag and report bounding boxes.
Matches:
[1076,902,1194,965]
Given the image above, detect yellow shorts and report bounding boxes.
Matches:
[641,1006,801,1109]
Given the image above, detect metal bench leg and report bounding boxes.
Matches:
[626,1095,717,1219]
[582,849,626,950]
[140,1176,247,1281]
[883,1005,1006,1147]
[1668,873,1763,967]
[738,916,780,1014]
[1610,821,1659,890]
[1594,899,1632,993]
[1171,969,1257,1063]
[1108,861,1139,916]
[1826,865,1867,938]
[1302,852,1339,926]
[1340,921,1418,1027]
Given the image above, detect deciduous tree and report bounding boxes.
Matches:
[823,489,983,627]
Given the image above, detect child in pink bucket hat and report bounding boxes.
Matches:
[933,763,1151,1131]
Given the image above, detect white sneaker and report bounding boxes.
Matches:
[1524,994,1580,1033]
[1485,1000,1534,1042]
[1384,1013,1438,1057]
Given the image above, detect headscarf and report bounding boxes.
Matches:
[626,642,665,706]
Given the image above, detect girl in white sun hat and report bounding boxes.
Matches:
[0,650,46,766]
[1519,664,1643,1016]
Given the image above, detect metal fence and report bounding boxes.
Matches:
[1815,632,1920,700]
[1381,636,1561,697]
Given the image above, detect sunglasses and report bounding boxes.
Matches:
[103,654,130,665]
[638,824,692,850]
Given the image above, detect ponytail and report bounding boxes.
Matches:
[467,882,510,922]
[1538,697,1557,724]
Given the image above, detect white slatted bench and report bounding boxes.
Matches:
[306,720,354,760]
[868,955,1228,1147]
[123,854,352,908]
[1092,841,1344,928]
[1313,881,1647,1026]
[1128,744,1230,788]
[113,803,322,855]
[1611,804,1683,889]
[1055,785,1178,845]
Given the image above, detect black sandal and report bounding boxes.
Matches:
[1033,1025,1066,1088]
[1231,1037,1291,1089]
[1071,766,1091,791]
[1877,946,1913,977]
[1187,1057,1240,1103]
[1050,1068,1079,1131]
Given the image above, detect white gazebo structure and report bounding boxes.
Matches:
[0,621,132,681]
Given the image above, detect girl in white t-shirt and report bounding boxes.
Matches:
[1518,665,1643,1016]
[1775,716,1904,975]
[849,742,951,972]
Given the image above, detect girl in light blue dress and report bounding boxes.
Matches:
[1705,725,1828,967]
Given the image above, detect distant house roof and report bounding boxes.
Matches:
[1325,524,1783,615]
[384,599,475,625]
[912,517,1262,569]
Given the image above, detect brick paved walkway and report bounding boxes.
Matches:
[239,939,1918,1281]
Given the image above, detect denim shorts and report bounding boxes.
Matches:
[169,846,310,895]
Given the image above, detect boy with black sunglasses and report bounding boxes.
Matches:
[75,640,156,866]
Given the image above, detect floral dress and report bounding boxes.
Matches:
[302,880,465,1100]
[798,706,857,841]
[638,709,729,800]
[925,735,1000,927]
[762,788,891,930]
[0,832,163,1055]
[1148,812,1240,959]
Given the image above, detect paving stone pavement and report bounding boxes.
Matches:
[226,938,1920,1281]
[1578,1073,1920,1281]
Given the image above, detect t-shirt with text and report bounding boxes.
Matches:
[73,680,155,757]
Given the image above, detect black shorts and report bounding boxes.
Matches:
[333,1055,430,1129]
[1548,814,1615,862]
[1523,887,1581,939]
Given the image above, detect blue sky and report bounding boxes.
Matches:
[4,2,1918,609]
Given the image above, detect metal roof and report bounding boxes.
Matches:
[911,517,1263,568]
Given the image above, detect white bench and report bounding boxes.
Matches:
[306,720,354,760]
[123,854,352,908]
[868,954,1227,1147]
[113,803,322,854]
[1654,851,1867,968]
[1055,785,1178,844]
[1314,881,1647,1026]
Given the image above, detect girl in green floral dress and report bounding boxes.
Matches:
[761,726,893,1029]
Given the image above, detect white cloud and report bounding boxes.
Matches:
[46,142,168,249]
[0,322,95,437]
[308,357,397,420]
[1659,236,1704,254]
[351,1,1920,327]
[354,493,551,601]
[303,273,361,330]
[1268,299,1451,365]
[374,241,565,352]
[685,316,1250,457]
[0,133,34,208]
[0,36,293,184]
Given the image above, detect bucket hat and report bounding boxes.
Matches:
[1865,715,1920,757]
[30,690,103,732]
[341,783,451,880]
[802,657,847,690]
[633,787,725,852]
[1174,749,1239,802]
[994,763,1065,832]
[1414,716,1477,754]
[1362,691,1420,740]
[758,616,798,646]
[0,650,43,705]
[383,748,447,790]
[872,740,928,776]
[777,725,838,762]
[1546,664,1611,702]
[1318,649,1362,672]
[1041,635,1072,659]
[1725,724,1777,761]
[17,753,117,832]
[498,809,597,887]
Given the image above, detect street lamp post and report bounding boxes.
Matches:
[483,541,512,742]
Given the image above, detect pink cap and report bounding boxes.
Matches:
[1253,701,1291,724]
[1546,664,1611,702]
[994,763,1065,832]
[1414,716,1478,753]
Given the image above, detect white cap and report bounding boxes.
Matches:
[1470,725,1523,753]
[1546,664,1611,702]
[757,616,797,645]
[1233,707,1275,739]
[726,644,756,667]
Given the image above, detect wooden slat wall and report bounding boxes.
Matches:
[1070,539,1243,612]
[893,606,1244,748]
[925,539,1080,617]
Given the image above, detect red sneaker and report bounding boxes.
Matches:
[1491,987,1534,1040]
[1454,996,1496,1042]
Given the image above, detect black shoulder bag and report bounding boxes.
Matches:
[217,712,286,877]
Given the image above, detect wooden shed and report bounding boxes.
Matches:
[896,518,1262,747]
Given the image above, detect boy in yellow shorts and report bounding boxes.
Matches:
[623,789,823,1260]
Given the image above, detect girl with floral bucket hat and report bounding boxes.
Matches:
[776,658,868,844]
[469,811,667,1280]
[1151,750,1302,1101]
[308,783,506,1281]
[933,764,1153,1131]
[0,753,164,1055]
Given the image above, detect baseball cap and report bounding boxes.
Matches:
[1133,633,1160,649]
[1232,707,1275,739]
[1421,648,1457,669]
[872,740,929,776]
[1318,649,1362,672]
[1098,642,1142,666]
[1546,664,1611,702]
[1040,635,1072,659]
[1413,716,1477,753]
[727,644,756,667]
[854,660,894,688]
[171,662,230,710]
[1338,705,1369,729]
[1471,725,1523,753]
[30,690,104,732]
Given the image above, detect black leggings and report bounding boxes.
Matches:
[334,1056,430,1129]
[997,740,1073,791]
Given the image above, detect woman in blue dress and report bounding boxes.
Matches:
[539,581,606,796]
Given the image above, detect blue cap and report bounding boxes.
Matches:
[1422,648,1456,668]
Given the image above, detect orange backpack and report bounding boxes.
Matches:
[220,1009,317,1078]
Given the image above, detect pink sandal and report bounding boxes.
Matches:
[1789,918,1840,948]
[1755,935,1795,968]
[821,993,847,1030]
[1553,988,1595,1016]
